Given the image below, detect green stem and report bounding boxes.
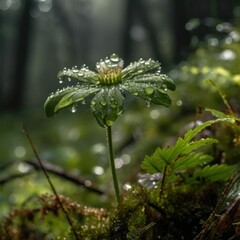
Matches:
[105,126,120,204]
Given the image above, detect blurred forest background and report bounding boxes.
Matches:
[0,0,238,109]
[0,0,240,222]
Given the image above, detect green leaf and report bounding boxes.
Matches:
[122,59,160,79]
[141,118,234,183]
[182,138,218,155]
[141,148,170,174]
[193,164,234,182]
[122,82,172,107]
[131,74,176,91]
[173,153,213,172]
[44,87,76,117]
[206,108,238,123]
[44,86,99,117]
[182,119,231,143]
[90,87,124,127]
[57,67,98,84]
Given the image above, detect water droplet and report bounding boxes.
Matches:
[70,104,77,113]
[59,78,63,84]
[144,86,154,96]
[68,77,71,82]
[146,100,151,108]
[100,100,107,106]
[96,63,100,70]
[81,100,86,105]
[91,100,96,105]
[162,84,168,91]
[72,69,79,73]
[110,53,120,62]
[78,72,84,77]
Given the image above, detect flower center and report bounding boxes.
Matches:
[96,54,123,85]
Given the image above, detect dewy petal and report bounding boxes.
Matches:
[57,66,99,84]
[122,82,172,107]
[129,74,176,91]
[122,58,160,80]
[44,85,100,117]
[90,86,124,127]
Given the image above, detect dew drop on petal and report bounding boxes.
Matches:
[162,84,168,91]
[100,100,107,106]
[70,104,78,113]
[144,86,154,96]
[91,100,96,105]
[110,53,120,63]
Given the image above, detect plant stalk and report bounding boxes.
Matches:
[105,126,120,204]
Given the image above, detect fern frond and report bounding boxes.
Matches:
[193,164,233,182]
[141,118,234,185]
[173,153,213,172]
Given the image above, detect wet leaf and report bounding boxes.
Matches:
[91,87,124,127]
[123,82,172,107]
[44,86,99,117]
[58,67,98,84]
[122,59,160,79]
[130,74,176,91]
[193,164,234,182]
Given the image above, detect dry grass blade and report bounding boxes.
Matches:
[22,123,80,240]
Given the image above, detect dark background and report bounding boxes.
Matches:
[0,0,238,112]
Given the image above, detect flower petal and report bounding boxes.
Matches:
[122,59,160,79]
[44,86,100,117]
[122,82,172,107]
[130,74,176,91]
[90,87,124,127]
[58,66,98,84]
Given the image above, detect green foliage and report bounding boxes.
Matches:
[171,26,240,111]
[44,54,175,127]
[141,119,234,185]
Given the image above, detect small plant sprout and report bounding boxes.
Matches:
[44,54,176,204]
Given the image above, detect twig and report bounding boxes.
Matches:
[22,124,80,240]
[0,172,32,185]
[23,160,105,195]
[0,159,105,195]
